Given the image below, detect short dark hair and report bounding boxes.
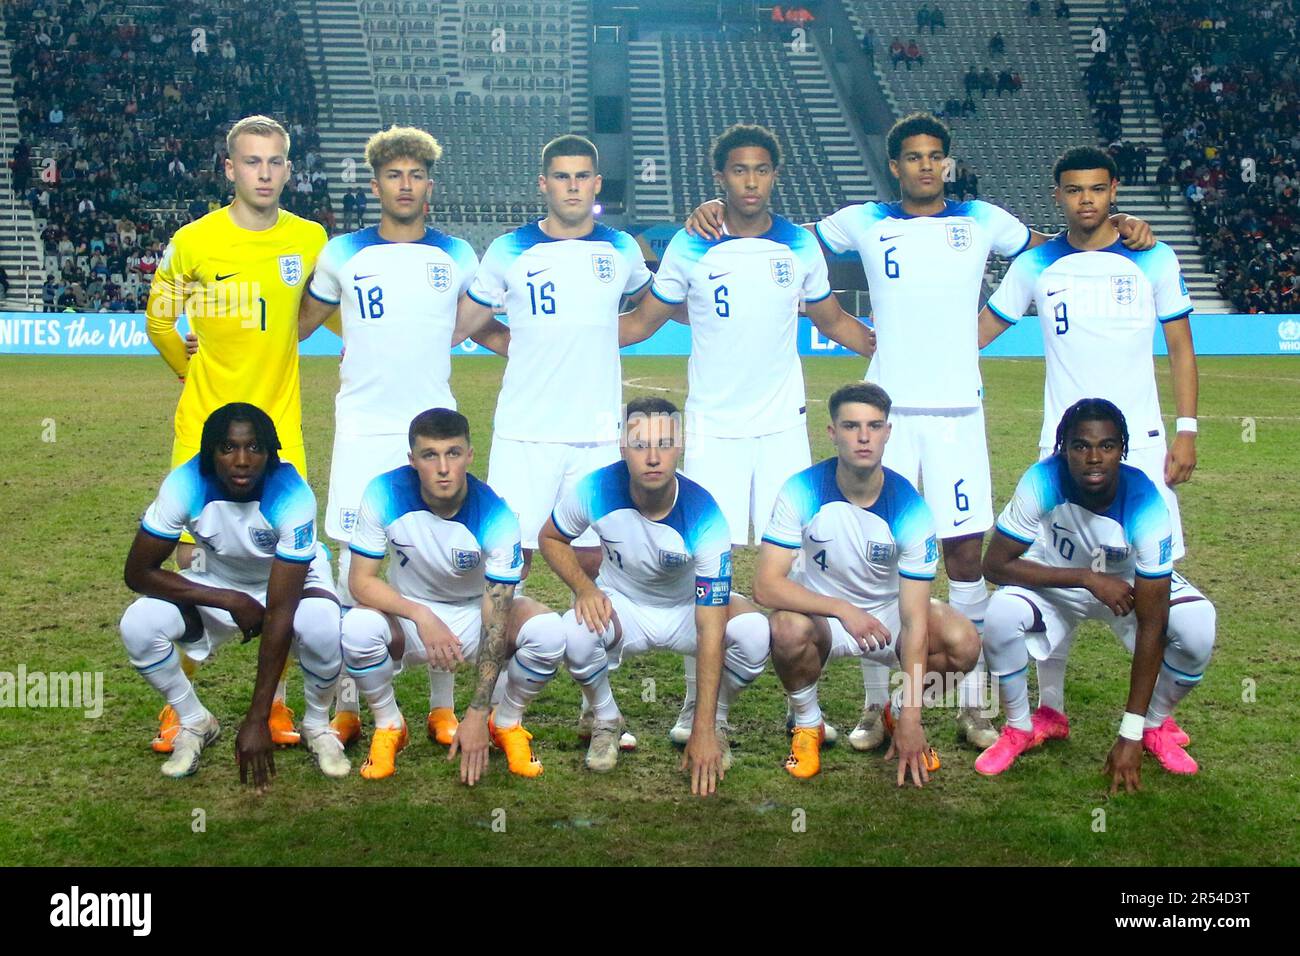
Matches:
[625,396,679,420]
[541,134,598,174]
[887,111,951,160]
[1053,145,1118,184]
[711,123,782,172]
[408,407,470,448]
[829,382,892,420]
[1053,397,1129,458]
[199,403,280,478]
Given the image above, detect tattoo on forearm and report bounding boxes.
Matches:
[470,582,513,711]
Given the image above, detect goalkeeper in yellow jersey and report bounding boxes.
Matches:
[145,114,335,752]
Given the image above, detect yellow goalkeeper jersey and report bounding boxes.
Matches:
[146,206,327,454]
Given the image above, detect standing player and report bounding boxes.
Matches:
[538,398,768,793]
[118,404,347,786]
[146,115,332,751]
[341,409,567,781]
[754,383,980,783]
[685,113,1154,753]
[619,124,875,745]
[980,146,1201,730]
[454,135,652,589]
[297,126,506,751]
[976,400,1215,786]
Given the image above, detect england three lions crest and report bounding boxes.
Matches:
[278,254,303,286]
[428,262,452,292]
[592,253,615,283]
[770,257,794,287]
[451,548,481,571]
[1111,274,1138,305]
[945,223,972,251]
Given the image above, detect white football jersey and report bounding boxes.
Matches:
[552,462,733,609]
[987,235,1193,450]
[652,216,832,438]
[349,467,523,603]
[141,457,318,588]
[467,221,652,444]
[763,460,939,613]
[816,199,1030,409]
[308,226,478,438]
[996,456,1174,581]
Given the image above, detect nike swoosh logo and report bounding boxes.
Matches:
[879,234,902,242]
[1050,522,1072,536]
[527,268,549,277]
[1047,288,1067,297]
[809,535,833,543]
[952,517,974,527]
[708,272,730,280]
[214,272,239,281]
[353,273,377,281]
[391,541,413,549]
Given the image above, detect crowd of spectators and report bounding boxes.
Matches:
[6,0,334,312]
[1104,0,1300,312]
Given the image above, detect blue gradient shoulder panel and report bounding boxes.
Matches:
[868,467,933,547]
[360,465,427,529]
[451,474,520,552]
[661,473,730,553]
[260,461,316,528]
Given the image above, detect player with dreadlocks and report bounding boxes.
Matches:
[119,403,347,788]
[975,399,1216,791]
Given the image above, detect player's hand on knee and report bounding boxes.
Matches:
[684,199,726,240]
[448,707,490,786]
[884,714,930,789]
[1104,737,1143,795]
[839,605,891,651]
[417,612,463,668]
[236,718,276,793]
[228,593,266,641]
[184,332,199,357]
[1086,573,1134,616]
[680,725,724,797]
[575,587,613,635]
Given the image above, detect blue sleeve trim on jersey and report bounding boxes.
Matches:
[760,534,801,549]
[549,509,578,541]
[987,301,1018,325]
[899,570,937,581]
[1158,308,1193,324]
[485,572,522,585]
[650,283,684,306]
[466,288,495,308]
[1135,568,1173,579]
[307,287,340,306]
[140,522,181,542]
[994,522,1035,545]
[348,544,387,560]
[805,288,833,304]
[274,551,314,564]
[624,275,652,298]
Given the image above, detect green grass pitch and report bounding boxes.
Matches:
[0,353,1296,866]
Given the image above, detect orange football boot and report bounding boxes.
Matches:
[882,701,941,772]
[427,707,459,746]
[360,721,410,780]
[785,723,825,779]
[488,712,544,778]
[151,705,180,753]
[268,699,301,746]
[330,710,362,747]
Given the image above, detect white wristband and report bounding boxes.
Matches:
[1119,712,1146,741]
[1175,417,1198,434]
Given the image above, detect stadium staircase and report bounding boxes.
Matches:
[627,40,675,220]
[0,19,44,310]
[293,0,384,221]
[1066,0,1230,312]
[786,46,874,206]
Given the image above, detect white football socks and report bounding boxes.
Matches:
[997,665,1033,731]
[492,613,564,728]
[1036,655,1068,714]
[860,659,890,708]
[788,683,822,729]
[427,667,455,710]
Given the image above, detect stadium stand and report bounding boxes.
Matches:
[1116,0,1300,313]
[5,0,333,311]
[658,32,872,225]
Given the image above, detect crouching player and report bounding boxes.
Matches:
[755,384,980,785]
[977,399,1215,789]
[341,408,566,783]
[538,398,767,795]
[119,403,346,785]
